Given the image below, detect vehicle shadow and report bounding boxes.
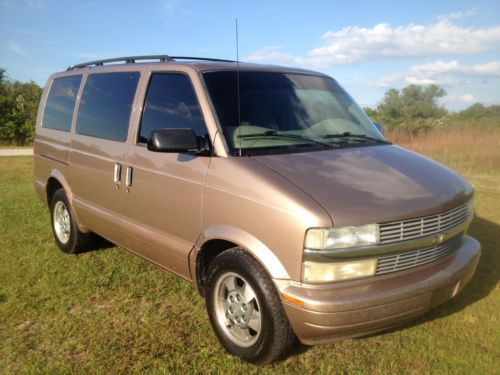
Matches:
[76,235,116,254]
[368,215,499,336]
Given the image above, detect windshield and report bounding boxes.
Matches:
[203,71,385,156]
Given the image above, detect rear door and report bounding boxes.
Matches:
[69,71,141,244]
[122,72,211,278]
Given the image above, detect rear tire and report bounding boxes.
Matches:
[205,248,296,365]
[49,188,95,254]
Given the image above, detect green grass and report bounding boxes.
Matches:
[0,145,33,149]
[1,148,499,374]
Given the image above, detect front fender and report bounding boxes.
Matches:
[193,225,291,280]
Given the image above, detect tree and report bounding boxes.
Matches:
[0,68,42,145]
[453,103,500,127]
[376,88,405,125]
[370,84,447,129]
[0,68,6,84]
[458,103,500,119]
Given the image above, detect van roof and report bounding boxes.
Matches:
[64,55,326,77]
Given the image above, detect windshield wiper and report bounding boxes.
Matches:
[238,130,339,148]
[323,132,391,144]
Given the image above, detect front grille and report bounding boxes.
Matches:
[376,234,463,275]
[379,201,471,245]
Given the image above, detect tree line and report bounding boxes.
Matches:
[0,68,498,146]
[365,84,500,131]
[0,68,42,145]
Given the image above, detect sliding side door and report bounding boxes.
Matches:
[70,71,140,244]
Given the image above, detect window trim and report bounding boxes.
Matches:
[136,71,208,146]
[42,75,83,132]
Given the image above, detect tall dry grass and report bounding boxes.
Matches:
[386,126,500,175]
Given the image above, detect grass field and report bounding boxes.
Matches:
[1,128,499,374]
[0,145,33,149]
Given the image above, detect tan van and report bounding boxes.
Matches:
[33,55,480,364]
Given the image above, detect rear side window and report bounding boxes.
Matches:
[138,73,206,143]
[76,72,140,142]
[42,75,82,131]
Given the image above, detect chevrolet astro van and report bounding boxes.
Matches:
[34,55,481,364]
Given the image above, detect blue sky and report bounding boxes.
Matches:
[1,0,499,110]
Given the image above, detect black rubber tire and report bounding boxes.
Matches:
[205,248,296,365]
[49,188,95,254]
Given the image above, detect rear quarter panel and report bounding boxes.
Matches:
[33,74,75,203]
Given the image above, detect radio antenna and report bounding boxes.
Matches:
[236,18,242,156]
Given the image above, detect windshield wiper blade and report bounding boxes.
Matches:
[323,132,391,144]
[238,130,339,148]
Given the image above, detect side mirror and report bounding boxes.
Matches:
[147,128,200,153]
[374,122,384,135]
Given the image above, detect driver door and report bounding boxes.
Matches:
[120,72,211,278]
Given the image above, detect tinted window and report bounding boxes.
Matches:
[203,71,383,155]
[76,72,139,142]
[42,75,82,131]
[138,73,206,143]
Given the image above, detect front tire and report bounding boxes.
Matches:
[205,248,296,365]
[50,188,94,254]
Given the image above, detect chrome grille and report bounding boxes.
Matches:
[376,234,463,275]
[379,202,471,245]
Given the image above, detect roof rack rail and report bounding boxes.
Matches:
[67,55,173,70]
[67,55,235,71]
[169,56,235,63]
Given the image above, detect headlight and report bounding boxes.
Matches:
[302,258,377,283]
[467,199,475,218]
[304,224,379,250]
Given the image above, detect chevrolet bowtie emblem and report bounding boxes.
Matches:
[433,233,446,245]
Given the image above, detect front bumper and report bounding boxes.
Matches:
[279,235,480,345]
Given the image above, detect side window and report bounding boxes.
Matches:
[42,75,82,131]
[138,73,206,144]
[76,72,139,142]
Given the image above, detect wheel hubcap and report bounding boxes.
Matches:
[213,272,261,347]
[53,201,70,244]
[227,290,252,327]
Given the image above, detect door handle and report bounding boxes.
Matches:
[113,163,122,188]
[125,166,133,192]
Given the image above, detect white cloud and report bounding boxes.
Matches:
[163,0,191,17]
[72,53,99,60]
[375,60,500,87]
[467,61,500,75]
[245,46,304,66]
[9,43,30,57]
[438,8,476,21]
[26,0,46,8]
[164,0,179,16]
[246,18,500,67]
[459,94,475,102]
[405,77,437,85]
[442,94,476,106]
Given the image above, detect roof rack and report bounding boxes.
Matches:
[66,55,236,71]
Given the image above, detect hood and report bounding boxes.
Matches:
[253,145,473,227]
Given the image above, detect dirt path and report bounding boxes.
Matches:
[0,148,33,156]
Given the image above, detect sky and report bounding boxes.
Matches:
[1,0,499,111]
